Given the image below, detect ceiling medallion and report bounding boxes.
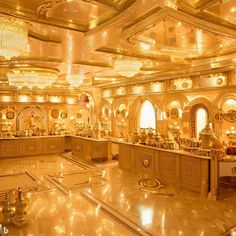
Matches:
[114,59,142,78]
[37,0,66,18]
[7,68,58,89]
[37,0,97,18]
[0,15,28,60]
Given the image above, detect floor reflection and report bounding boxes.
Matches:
[0,154,235,236]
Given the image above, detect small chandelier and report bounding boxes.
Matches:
[7,69,58,89]
[114,59,142,77]
[0,15,28,60]
[66,75,85,87]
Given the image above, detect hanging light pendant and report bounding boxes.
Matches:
[66,75,85,87]
[114,59,142,78]
[7,68,58,89]
[0,15,28,60]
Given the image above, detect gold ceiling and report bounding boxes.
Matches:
[0,0,236,92]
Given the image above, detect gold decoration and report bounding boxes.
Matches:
[7,68,58,89]
[0,15,28,59]
[114,59,142,77]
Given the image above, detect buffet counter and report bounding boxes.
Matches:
[71,136,109,161]
[0,135,65,158]
[114,140,210,197]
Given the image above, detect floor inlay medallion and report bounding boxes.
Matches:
[138,178,166,193]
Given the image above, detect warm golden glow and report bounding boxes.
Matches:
[114,59,142,78]
[0,15,28,59]
[196,108,207,139]
[7,69,58,89]
[140,100,156,129]
[66,75,85,87]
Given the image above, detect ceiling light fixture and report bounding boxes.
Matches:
[7,68,58,89]
[114,59,142,78]
[0,15,28,60]
[66,75,85,87]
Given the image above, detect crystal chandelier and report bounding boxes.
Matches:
[66,75,85,87]
[114,59,142,77]
[163,0,177,9]
[0,15,28,60]
[7,69,58,89]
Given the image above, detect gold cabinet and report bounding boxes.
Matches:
[119,143,133,171]
[71,137,108,161]
[1,140,19,157]
[158,151,178,183]
[44,137,64,154]
[180,155,209,195]
[91,142,108,160]
[20,138,43,156]
[117,142,210,197]
[180,155,200,187]
[134,146,155,175]
[0,136,65,158]
[71,137,86,159]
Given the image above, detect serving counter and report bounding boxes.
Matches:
[0,135,228,198]
[114,141,210,197]
[71,136,109,161]
[0,135,65,158]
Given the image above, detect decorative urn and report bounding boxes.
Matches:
[131,129,139,143]
[139,129,147,144]
[146,128,154,146]
[199,123,214,149]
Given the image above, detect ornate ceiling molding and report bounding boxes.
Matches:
[36,0,66,18]
[122,7,236,41]
[96,46,171,62]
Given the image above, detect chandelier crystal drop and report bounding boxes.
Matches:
[7,69,58,89]
[114,59,142,78]
[66,75,85,87]
[0,15,28,60]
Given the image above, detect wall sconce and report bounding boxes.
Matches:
[66,97,77,105]
[16,94,31,102]
[49,96,62,103]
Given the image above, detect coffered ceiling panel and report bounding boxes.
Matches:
[0,0,236,92]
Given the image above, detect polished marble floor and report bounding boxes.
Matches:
[0,154,235,236]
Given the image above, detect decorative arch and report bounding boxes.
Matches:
[111,98,129,137]
[129,95,163,131]
[139,100,156,129]
[190,103,209,138]
[78,92,95,124]
[17,105,47,131]
[163,93,188,111]
[215,92,236,110]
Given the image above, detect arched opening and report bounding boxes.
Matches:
[139,100,156,129]
[190,103,208,139]
[196,108,208,139]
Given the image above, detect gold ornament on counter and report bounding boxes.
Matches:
[6,111,15,119]
[60,112,67,119]
[51,109,59,119]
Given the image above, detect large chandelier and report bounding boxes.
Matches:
[66,75,85,87]
[114,59,142,77]
[7,68,58,89]
[0,15,28,60]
